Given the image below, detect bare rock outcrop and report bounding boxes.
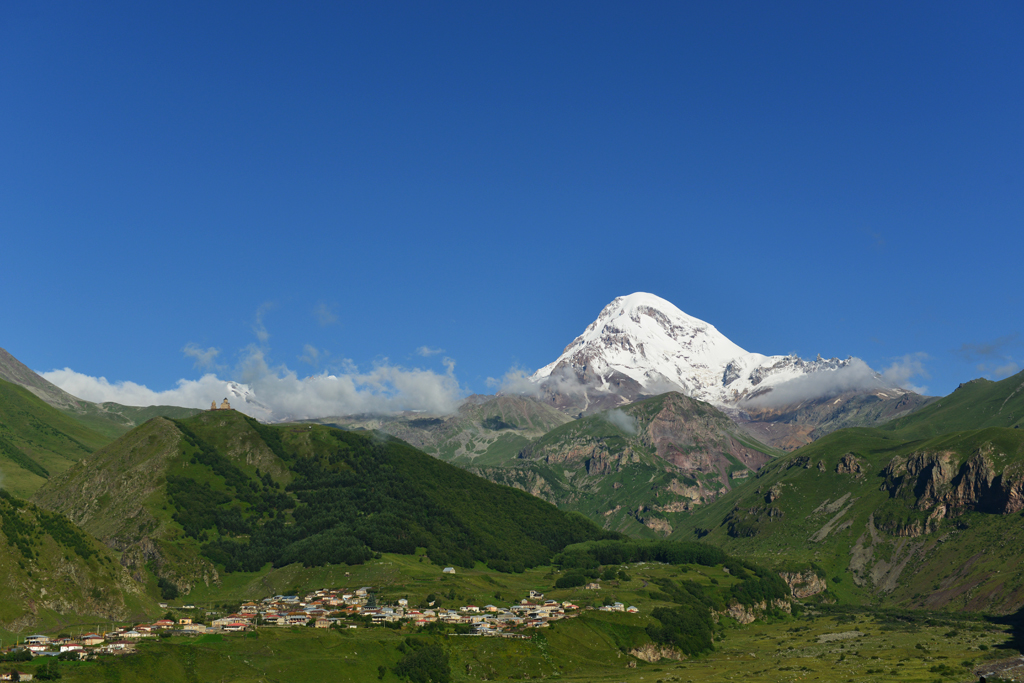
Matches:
[779,570,827,599]
[765,484,783,503]
[719,599,791,624]
[629,643,684,662]
[836,453,863,475]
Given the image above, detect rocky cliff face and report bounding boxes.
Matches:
[883,446,1024,517]
[628,643,685,663]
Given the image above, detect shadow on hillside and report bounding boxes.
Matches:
[986,605,1024,655]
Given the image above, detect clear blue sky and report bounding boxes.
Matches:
[2,1,1022,412]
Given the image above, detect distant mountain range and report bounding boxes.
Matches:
[3,324,1024,630]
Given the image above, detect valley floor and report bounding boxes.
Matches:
[8,607,1017,682]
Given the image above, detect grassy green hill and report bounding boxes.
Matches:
[881,372,1024,438]
[0,488,155,634]
[33,410,620,596]
[64,401,203,440]
[0,378,111,498]
[671,370,1024,614]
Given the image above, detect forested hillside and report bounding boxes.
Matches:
[34,410,619,595]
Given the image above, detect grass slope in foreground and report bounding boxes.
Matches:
[34,410,619,595]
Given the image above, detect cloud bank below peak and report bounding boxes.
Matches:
[41,350,465,422]
[741,354,930,409]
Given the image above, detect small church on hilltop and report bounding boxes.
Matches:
[210,398,231,411]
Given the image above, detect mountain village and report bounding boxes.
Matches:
[1,580,639,669]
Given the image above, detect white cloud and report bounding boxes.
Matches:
[314,302,338,326]
[299,344,322,367]
[605,408,638,435]
[487,368,536,393]
[253,302,274,344]
[416,346,445,357]
[743,359,876,407]
[41,368,234,410]
[992,362,1020,379]
[881,352,930,394]
[742,357,927,408]
[182,344,221,370]
[488,366,592,398]
[41,349,465,422]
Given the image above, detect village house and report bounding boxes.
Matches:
[102,640,135,653]
[0,672,33,681]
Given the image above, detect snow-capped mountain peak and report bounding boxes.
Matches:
[531,292,898,409]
